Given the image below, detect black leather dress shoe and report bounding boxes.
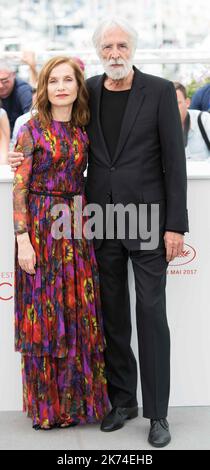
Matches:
[148,418,171,447]
[100,406,138,432]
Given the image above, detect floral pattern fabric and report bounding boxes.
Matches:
[13,118,109,427]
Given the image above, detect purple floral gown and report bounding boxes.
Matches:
[13,117,109,428]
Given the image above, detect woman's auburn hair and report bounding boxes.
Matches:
[33,56,90,127]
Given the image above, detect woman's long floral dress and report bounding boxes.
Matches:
[13,117,109,428]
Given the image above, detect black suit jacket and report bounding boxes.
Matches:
[85,67,189,249]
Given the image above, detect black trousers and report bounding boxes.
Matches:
[95,237,170,419]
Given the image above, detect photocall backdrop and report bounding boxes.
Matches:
[0,162,210,410]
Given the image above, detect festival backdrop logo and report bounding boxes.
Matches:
[168,244,197,276]
[0,272,14,301]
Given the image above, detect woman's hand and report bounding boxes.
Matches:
[17,233,36,275]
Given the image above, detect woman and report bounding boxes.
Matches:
[0,103,10,164]
[13,56,109,430]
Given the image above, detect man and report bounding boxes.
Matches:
[174,81,210,160]
[0,60,32,135]
[190,82,210,112]
[9,18,188,448]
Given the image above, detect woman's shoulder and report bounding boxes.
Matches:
[22,115,43,134]
[25,115,40,127]
[17,116,43,145]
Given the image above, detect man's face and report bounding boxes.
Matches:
[99,26,133,80]
[0,69,15,98]
[176,89,190,124]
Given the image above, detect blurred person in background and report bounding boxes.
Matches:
[0,101,10,164]
[21,51,39,88]
[174,82,210,160]
[190,82,210,112]
[12,86,37,145]
[0,59,32,135]
[72,56,85,74]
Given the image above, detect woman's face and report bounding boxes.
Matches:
[47,62,78,109]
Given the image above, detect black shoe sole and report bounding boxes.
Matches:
[148,436,171,448]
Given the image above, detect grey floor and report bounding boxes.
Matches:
[0,407,209,450]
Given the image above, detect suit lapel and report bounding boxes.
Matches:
[112,67,146,165]
[92,74,111,164]
[91,68,146,165]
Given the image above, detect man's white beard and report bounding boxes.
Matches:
[101,58,133,80]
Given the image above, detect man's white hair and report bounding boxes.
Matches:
[0,59,16,73]
[92,17,138,56]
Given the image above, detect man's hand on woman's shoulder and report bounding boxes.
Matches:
[8,151,24,171]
